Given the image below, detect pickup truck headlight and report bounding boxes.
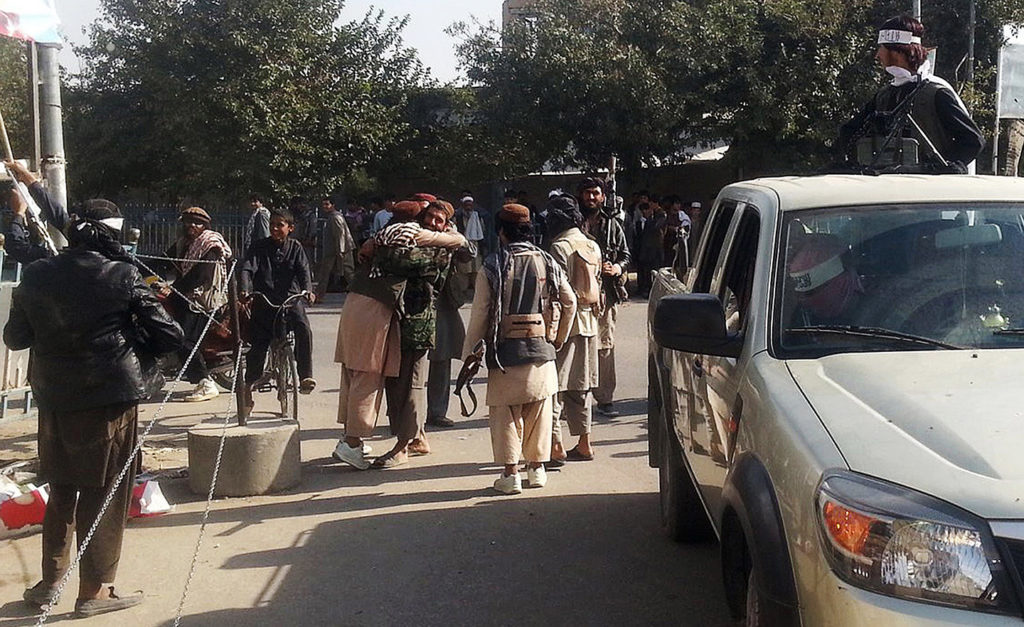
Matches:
[816,471,1017,615]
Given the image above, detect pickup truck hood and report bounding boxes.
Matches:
[787,350,1024,519]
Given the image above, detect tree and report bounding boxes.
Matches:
[453,0,1024,176]
[66,0,427,201]
[0,37,29,158]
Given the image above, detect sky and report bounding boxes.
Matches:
[53,0,502,83]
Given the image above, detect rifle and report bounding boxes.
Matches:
[0,108,59,256]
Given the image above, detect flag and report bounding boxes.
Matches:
[0,0,60,45]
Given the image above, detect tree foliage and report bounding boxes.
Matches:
[66,0,427,201]
[0,38,29,158]
[454,0,1024,175]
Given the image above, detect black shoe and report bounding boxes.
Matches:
[23,582,57,608]
[596,403,620,417]
[426,415,456,428]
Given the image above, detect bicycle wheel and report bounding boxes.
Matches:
[274,341,299,421]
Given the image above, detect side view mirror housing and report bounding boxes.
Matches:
[653,293,743,358]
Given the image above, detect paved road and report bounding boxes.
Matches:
[0,295,731,626]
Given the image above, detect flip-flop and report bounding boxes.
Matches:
[544,457,567,469]
[566,446,594,462]
[371,451,409,469]
[74,588,144,618]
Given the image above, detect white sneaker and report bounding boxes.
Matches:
[184,378,219,402]
[333,440,370,470]
[527,466,547,488]
[493,472,523,495]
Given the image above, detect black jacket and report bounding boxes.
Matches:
[3,248,184,412]
[839,79,984,167]
[240,237,313,305]
[588,207,631,306]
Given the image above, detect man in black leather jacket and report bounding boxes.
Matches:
[4,200,183,618]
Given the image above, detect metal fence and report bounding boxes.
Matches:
[119,203,325,264]
[120,203,252,259]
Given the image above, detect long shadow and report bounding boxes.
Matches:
[159,493,730,627]
[147,459,504,528]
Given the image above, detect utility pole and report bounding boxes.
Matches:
[967,0,976,85]
[913,0,922,20]
[35,43,67,211]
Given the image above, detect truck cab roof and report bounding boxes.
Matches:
[724,174,1024,212]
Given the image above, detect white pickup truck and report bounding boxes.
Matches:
[647,174,1024,626]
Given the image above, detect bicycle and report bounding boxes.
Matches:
[242,291,310,421]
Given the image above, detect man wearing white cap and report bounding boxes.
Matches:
[838,15,983,171]
[456,193,487,276]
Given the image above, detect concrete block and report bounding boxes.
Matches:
[187,420,300,497]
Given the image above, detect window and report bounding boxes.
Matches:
[718,210,760,333]
[774,203,1024,357]
[693,201,738,293]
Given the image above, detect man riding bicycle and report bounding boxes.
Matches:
[240,208,316,413]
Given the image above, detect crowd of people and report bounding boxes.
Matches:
[0,156,712,615]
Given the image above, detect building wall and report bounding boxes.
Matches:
[502,0,538,28]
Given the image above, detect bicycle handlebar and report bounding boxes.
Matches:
[245,291,311,309]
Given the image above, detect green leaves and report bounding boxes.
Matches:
[0,38,29,156]
[455,0,1013,175]
[66,0,425,200]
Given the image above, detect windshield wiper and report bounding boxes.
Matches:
[993,328,1024,336]
[787,325,964,350]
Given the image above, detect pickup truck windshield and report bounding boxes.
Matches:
[776,203,1024,357]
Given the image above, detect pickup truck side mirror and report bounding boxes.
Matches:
[653,293,743,358]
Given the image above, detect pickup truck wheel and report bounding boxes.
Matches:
[659,424,714,542]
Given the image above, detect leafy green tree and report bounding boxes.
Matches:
[66,0,426,201]
[0,38,29,159]
[454,0,1024,176]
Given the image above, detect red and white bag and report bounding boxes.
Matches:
[0,483,48,538]
[129,479,172,518]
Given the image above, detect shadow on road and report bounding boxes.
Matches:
[159,492,729,627]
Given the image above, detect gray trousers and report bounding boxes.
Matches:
[385,350,428,442]
[427,359,452,420]
[594,347,616,404]
[551,389,591,446]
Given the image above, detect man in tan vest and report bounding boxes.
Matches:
[464,204,576,494]
[546,194,602,463]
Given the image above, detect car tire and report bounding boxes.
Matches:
[659,423,714,542]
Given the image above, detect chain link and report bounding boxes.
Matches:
[133,253,229,265]
[132,254,230,326]
[173,348,242,626]
[35,259,239,625]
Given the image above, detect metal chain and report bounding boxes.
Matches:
[132,254,230,326]
[133,253,228,265]
[173,346,242,626]
[36,259,239,625]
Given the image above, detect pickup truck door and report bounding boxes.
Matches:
[665,201,739,511]
[685,205,761,517]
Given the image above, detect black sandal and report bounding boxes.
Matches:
[566,446,594,462]
[371,451,409,469]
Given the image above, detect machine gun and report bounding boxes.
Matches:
[838,78,964,175]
